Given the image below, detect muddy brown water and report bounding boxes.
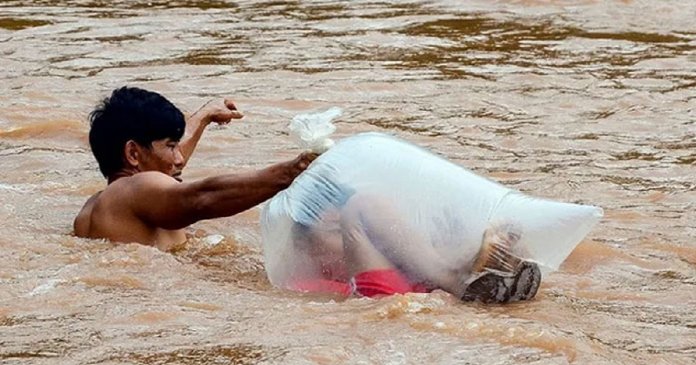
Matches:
[0,1,694,364]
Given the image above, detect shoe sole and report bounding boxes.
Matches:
[461,261,541,304]
[509,261,541,302]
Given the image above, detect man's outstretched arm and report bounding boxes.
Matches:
[128,152,316,230]
[180,98,243,166]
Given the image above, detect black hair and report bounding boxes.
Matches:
[88,86,185,178]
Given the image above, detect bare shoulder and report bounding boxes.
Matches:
[73,172,179,238]
[103,172,181,201]
[120,171,180,189]
[73,191,101,237]
[132,171,179,183]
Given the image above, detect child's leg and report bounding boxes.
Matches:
[339,194,464,294]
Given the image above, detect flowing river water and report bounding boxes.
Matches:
[0,1,694,364]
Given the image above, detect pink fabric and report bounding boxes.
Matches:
[292,269,428,298]
[354,269,428,297]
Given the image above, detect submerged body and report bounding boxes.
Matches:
[75,174,185,250]
[75,87,315,249]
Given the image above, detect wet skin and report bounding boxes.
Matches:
[74,98,316,251]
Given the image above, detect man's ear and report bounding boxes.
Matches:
[124,140,141,168]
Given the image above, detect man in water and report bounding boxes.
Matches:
[74,87,316,250]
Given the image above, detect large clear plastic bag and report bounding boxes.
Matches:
[261,131,603,295]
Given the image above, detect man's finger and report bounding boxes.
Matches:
[304,152,319,161]
[301,152,319,165]
[224,98,238,111]
[212,110,243,124]
[295,152,315,170]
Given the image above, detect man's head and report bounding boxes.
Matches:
[89,87,186,181]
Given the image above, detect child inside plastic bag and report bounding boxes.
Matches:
[262,111,602,304]
[288,188,542,303]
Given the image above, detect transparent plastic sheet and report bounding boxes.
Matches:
[261,117,603,296]
[288,107,341,153]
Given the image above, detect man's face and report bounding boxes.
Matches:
[139,138,185,181]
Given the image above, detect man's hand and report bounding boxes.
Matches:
[295,151,319,170]
[282,151,319,185]
[193,98,244,126]
[181,98,244,166]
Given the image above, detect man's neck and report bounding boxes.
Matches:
[107,168,139,184]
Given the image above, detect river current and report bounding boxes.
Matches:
[0,1,694,364]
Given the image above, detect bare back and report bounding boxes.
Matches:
[74,173,186,251]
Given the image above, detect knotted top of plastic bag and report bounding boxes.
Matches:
[288,107,342,154]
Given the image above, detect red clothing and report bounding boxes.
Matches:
[291,277,353,296]
[292,269,428,297]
